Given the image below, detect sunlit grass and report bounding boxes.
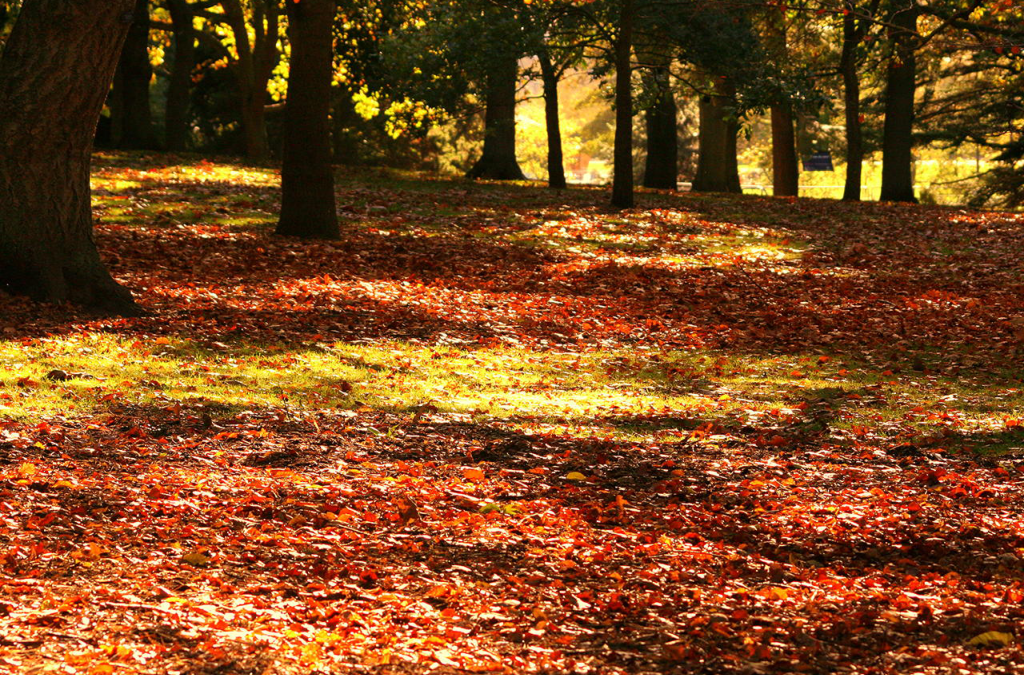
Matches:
[3,330,1023,449]
[2,153,1017,453]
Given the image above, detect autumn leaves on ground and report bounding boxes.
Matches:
[2,154,1024,674]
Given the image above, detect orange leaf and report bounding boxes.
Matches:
[463,467,485,482]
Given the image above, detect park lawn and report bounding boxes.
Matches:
[0,152,1023,673]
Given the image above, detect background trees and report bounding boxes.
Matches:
[76,0,1018,210]
[0,0,1021,313]
[93,0,1021,208]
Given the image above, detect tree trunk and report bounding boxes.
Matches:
[762,4,798,198]
[220,0,278,162]
[538,51,566,189]
[840,7,864,202]
[332,89,361,164]
[0,0,138,314]
[642,71,678,190]
[771,101,799,197]
[240,86,270,161]
[467,54,525,180]
[611,0,635,209]
[276,0,339,240]
[165,0,196,152]
[691,77,741,193]
[880,0,918,203]
[111,0,156,149]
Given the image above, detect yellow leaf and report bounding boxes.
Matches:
[181,551,211,567]
[565,472,587,481]
[17,462,36,478]
[300,642,321,666]
[766,586,788,601]
[968,631,1014,648]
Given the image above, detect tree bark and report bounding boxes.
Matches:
[611,0,635,209]
[538,50,566,189]
[0,0,138,314]
[276,0,339,240]
[642,70,678,190]
[880,0,918,203]
[840,7,864,202]
[467,54,525,180]
[771,101,799,197]
[240,89,270,162]
[691,77,741,194]
[762,5,798,197]
[165,0,196,152]
[111,0,156,149]
[220,0,279,162]
[332,89,361,164]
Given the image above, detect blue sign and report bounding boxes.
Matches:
[803,152,834,172]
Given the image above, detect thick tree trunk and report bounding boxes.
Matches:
[0,0,138,314]
[691,78,741,194]
[880,0,918,203]
[642,73,678,190]
[467,55,525,180]
[611,0,635,209]
[771,101,799,197]
[840,8,864,202]
[538,51,566,189]
[276,0,339,240]
[165,0,196,152]
[111,0,156,149]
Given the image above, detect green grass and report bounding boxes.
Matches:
[4,330,1024,451]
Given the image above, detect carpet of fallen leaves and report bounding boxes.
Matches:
[2,153,1024,674]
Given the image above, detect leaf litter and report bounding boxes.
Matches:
[0,154,1023,673]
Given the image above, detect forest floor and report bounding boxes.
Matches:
[1,152,1024,674]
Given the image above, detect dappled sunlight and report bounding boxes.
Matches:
[3,154,1024,673]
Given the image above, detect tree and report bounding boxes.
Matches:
[913,1,1024,207]
[538,49,568,188]
[691,76,742,193]
[636,37,678,190]
[383,0,530,180]
[879,0,919,202]
[195,0,281,161]
[111,0,158,149]
[467,52,527,180]
[0,0,138,314]
[525,2,593,189]
[763,8,798,197]
[770,99,799,196]
[164,0,198,151]
[838,0,882,201]
[655,0,759,195]
[276,0,339,239]
[610,0,636,208]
